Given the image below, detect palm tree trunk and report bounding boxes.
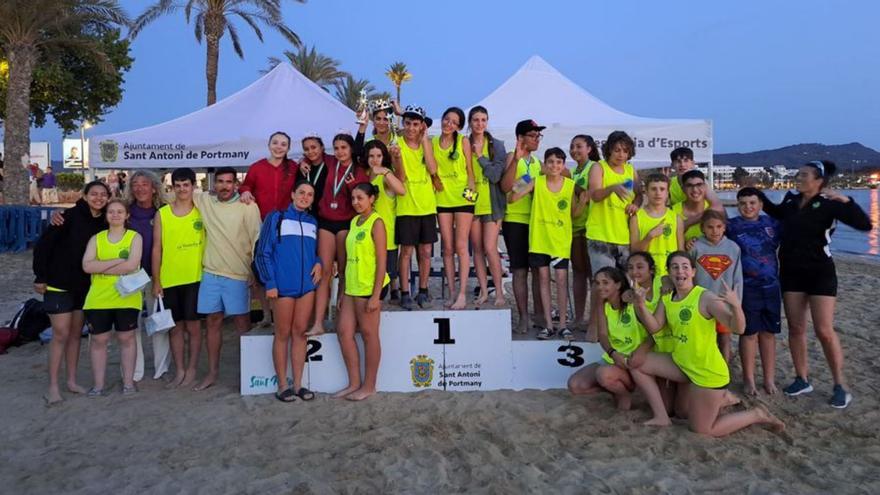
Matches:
[2,44,38,205]
[204,13,224,106]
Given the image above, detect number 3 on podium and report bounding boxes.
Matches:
[557,344,585,367]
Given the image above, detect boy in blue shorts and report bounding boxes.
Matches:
[726,187,781,395]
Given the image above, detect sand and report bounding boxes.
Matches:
[1,250,879,494]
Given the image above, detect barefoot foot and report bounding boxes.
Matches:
[743,380,758,397]
[643,417,672,427]
[194,373,217,391]
[66,382,87,394]
[179,369,197,388]
[345,388,376,401]
[722,390,742,408]
[450,294,467,310]
[763,381,778,395]
[166,371,186,389]
[45,387,64,405]
[305,326,326,337]
[755,404,785,433]
[493,296,506,307]
[332,385,359,399]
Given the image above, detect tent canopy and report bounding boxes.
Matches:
[431,56,712,168]
[89,63,355,169]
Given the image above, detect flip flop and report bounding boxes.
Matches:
[275,388,296,403]
[295,387,315,401]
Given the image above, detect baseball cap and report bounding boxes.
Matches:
[515,119,546,136]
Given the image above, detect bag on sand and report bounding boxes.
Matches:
[10,298,50,345]
[145,297,175,337]
[0,327,20,354]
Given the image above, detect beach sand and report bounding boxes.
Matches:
[1,250,879,493]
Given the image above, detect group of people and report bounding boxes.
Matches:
[32,99,872,436]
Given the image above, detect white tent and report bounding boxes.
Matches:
[431,56,712,169]
[89,63,356,169]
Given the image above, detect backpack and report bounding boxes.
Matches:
[0,327,19,354]
[10,298,51,345]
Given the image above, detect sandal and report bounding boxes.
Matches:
[536,327,555,340]
[275,388,297,403]
[559,328,573,340]
[86,388,105,398]
[295,387,315,401]
[122,385,138,396]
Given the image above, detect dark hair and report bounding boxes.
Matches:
[681,169,706,183]
[467,105,495,161]
[666,250,695,271]
[294,179,315,192]
[595,266,631,311]
[269,131,291,147]
[544,147,566,162]
[644,173,669,186]
[301,135,325,152]
[364,140,393,169]
[353,182,379,198]
[215,167,237,181]
[670,147,694,162]
[627,251,656,278]
[602,131,636,161]
[805,160,836,187]
[171,167,196,184]
[442,107,466,160]
[700,209,726,226]
[572,134,601,162]
[736,186,762,200]
[83,180,111,197]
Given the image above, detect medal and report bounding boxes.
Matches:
[332,161,354,202]
[330,201,338,210]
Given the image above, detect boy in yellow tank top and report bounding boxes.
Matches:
[629,173,684,276]
[585,131,643,342]
[500,120,546,334]
[151,168,205,389]
[390,105,439,310]
[513,148,586,340]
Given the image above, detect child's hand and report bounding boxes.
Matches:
[685,238,697,251]
[648,222,666,239]
[719,280,740,307]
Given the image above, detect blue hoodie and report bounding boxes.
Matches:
[254,206,320,298]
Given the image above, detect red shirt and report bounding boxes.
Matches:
[240,158,299,219]
[316,161,369,222]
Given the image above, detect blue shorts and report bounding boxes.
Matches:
[742,284,781,336]
[197,272,250,316]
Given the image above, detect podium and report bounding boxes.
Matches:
[241,309,603,395]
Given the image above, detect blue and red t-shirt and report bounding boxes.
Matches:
[726,215,781,289]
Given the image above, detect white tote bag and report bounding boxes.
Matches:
[115,268,151,297]
[145,297,175,336]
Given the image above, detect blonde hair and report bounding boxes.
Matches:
[124,169,166,209]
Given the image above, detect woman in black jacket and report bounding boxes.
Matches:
[33,180,110,404]
[759,160,872,409]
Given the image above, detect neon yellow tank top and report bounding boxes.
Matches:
[504,155,542,224]
[472,138,491,216]
[345,212,390,297]
[586,160,634,245]
[83,230,142,310]
[644,276,675,353]
[673,200,710,241]
[669,176,685,205]
[664,286,729,388]
[636,207,679,276]
[433,134,470,208]
[571,160,593,233]
[601,302,648,364]
[528,175,574,259]
[158,204,205,288]
[371,174,397,250]
[395,136,436,216]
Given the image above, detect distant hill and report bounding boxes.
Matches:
[714,142,880,170]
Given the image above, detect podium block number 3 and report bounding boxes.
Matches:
[557,344,585,367]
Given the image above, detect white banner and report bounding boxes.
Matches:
[0,142,50,171]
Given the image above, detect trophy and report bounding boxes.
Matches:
[356,89,369,124]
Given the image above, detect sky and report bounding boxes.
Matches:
[24,0,880,158]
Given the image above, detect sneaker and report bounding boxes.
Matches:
[122,385,138,396]
[783,377,813,396]
[399,294,415,311]
[559,328,573,340]
[389,289,401,302]
[536,327,555,340]
[829,384,852,409]
[416,292,431,309]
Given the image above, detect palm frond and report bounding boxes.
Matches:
[232,10,264,42]
[129,0,176,39]
[227,22,244,58]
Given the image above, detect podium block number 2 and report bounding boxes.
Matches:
[307,339,323,362]
[557,344,585,367]
[433,318,455,345]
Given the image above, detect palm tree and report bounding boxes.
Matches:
[266,45,346,91]
[333,75,380,111]
[385,61,412,106]
[130,0,304,106]
[0,0,129,205]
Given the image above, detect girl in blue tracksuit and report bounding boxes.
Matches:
[255,180,322,402]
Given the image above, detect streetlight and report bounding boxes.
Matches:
[80,121,92,179]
